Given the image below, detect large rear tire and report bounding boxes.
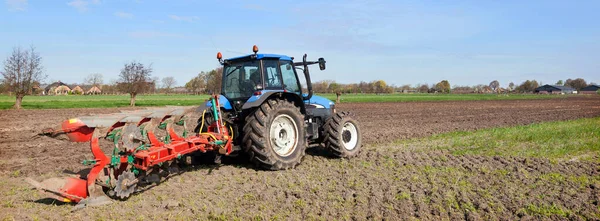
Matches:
[242,99,307,170]
[324,112,362,158]
[194,111,214,133]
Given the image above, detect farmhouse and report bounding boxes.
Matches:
[85,85,102,95]
[44,81,71,95]
[70,85,85,94]
[580,85,600,94]
[535,85,575,94]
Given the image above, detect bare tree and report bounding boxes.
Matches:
[1,46,46,109]
[118,61,152,106]
[84,73,104,86]
[489,80,500,92]
[418,84,429,93]
[161,76,177,94]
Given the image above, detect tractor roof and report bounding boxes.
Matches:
[225,54,293,62]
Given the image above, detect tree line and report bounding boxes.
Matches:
[310,78,596,94]
[1,45,597,109]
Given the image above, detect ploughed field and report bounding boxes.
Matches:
[1,96,599,220]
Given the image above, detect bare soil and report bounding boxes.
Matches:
[1,96,600,220]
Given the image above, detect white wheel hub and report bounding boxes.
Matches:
[341,122,358,150]
[270,114,298,157]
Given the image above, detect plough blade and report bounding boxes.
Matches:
[25,177,87,203]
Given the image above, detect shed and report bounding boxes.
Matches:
[534,85,575,94]
[580,85,600,94]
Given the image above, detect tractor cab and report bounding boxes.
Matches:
[214,45,328,113]
[221,54,301,103]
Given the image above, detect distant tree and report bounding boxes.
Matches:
[328,82,341,93]
[435,80,451,93]
[564,78,587,91]
[118,61,153,106]
[418,84,429,93]
[489,80,500,92]
[372,80,389,94]
[358,81,369,93]
[452,85,473,94]
[516,80,539,93]
[1,46,46,109]
[508,82,515,92]
[0,78,6,94]
[344,83,359,94]
[205,68,222,94]
[399,84,411,93]
[472,84,485,93]
[555,80,563,86]
[312,80,331,93]
[185,72,207,95]
[161,76,177,94]
[327,82,343,102]
[84,73,103,86]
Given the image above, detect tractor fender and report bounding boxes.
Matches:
[242,91,306,114]
[203,95,233,110]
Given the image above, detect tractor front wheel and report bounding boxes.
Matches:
[242,99,307,170]
[324,112,362,158]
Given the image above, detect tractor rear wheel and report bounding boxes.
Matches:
[242,99,307,170]
[324,112,362,158]
[194,110,214,133]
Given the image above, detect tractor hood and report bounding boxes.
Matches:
[304,94,334,109]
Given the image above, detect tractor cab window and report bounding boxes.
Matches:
[280,61,300,93]
[222,60,260,99]
[262,60,282,89]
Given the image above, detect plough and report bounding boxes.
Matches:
[27,95,232,207]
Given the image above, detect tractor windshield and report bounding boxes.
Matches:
[222,60,260,99]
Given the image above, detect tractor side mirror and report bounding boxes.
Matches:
[318,58,326,70]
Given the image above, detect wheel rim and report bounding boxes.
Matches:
[341,122,358,150]
[270,114,298,157]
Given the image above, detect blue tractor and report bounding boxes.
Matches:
[198,45,362,170]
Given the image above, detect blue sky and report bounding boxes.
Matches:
[1,0,599,87]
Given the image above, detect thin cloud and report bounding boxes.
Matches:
[5,0,27,11]
[114,11,133,19]
[67,0,100,12]
[168,15,199,22]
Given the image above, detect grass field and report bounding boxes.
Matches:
[0,94,212,109]
[396,117,600,162]
[0,93,561,109]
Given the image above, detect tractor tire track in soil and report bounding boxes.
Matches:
[1,96,600,220]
